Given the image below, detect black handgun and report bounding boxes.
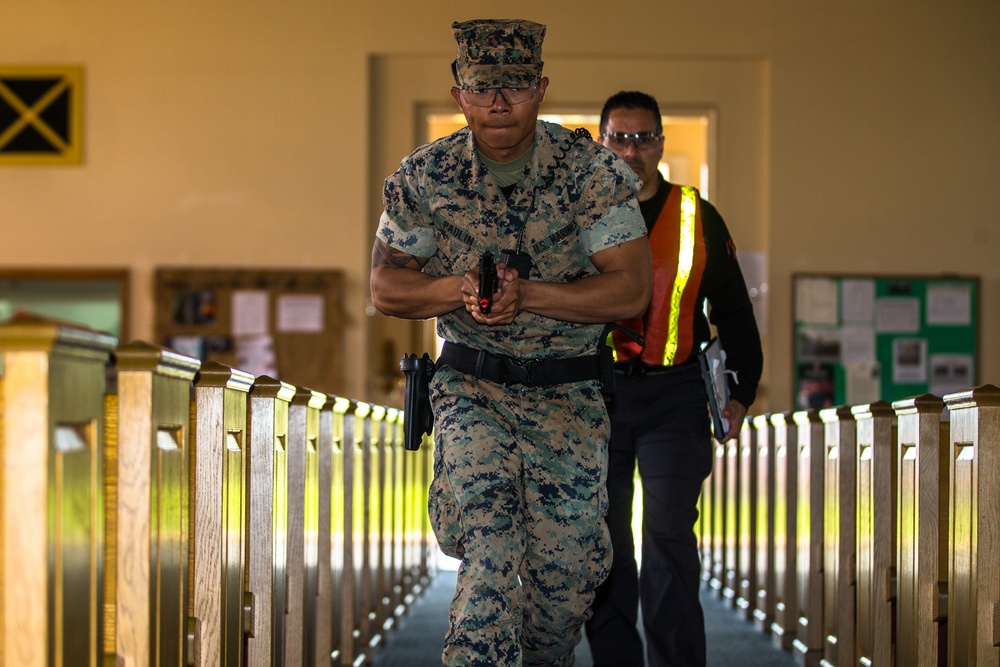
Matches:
[478,251,497,314]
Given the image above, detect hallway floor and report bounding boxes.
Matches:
[371,567,801,667]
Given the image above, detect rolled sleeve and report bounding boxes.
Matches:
[580,197,646,255]
[376,165,438,258]
[376,210,437,258]
[573,148,646,256]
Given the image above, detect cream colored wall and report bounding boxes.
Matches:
[3,0,998,411]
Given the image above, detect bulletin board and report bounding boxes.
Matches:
[793,273,978,409]
[154,268,346,394]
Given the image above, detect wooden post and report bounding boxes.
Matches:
[754,414,776,633]
[710,438,728,594]
[313,394,335,667]
[368,405,388,646]
[944,384,1000,666]
[737,420,758,620]
[792,409,824,667]
[893,394,948,667]
[853,401,896,667]
[330,396,351,665]
[700,447,715,585]
[0,314,115,667]
[378,407,399,629]
[771,412,798,650]
[189,361,253,667]
[114,341,199,667]
[245,375,295,667]
[345,401,372,664]
[387,408,407,620]
[819,406,856,667]
[418,432,434,581]
[723,431,741,606]
[400,409,421,603]
[285,388,325,667]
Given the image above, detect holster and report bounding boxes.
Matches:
[399,353,436,451]
[599,323,646,397]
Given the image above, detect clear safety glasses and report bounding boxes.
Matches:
[459,83,539,107]
[601,131,662,150]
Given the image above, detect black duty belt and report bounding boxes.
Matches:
[614,356,698,377]
[437,341,603,388]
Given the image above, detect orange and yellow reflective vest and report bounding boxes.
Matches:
[611,184,706,366]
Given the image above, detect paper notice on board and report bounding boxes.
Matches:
[232,290,269,336]
[166,334,205,360]
[840,325,876,364]
[929,354,974,396]
[841,279,875,323]
[845,362,881,405]
[796,327,841,362]
[277,294,324,332]
[926,284,972,325]
[876,297,920,333]
[796,277,838,325]
[893,338,927,384]
[235,334,278,377]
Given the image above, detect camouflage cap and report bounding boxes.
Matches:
[452,19,545,89]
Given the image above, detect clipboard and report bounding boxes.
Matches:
[698,337,731,441]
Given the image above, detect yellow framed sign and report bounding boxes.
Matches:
[0,65,83,165]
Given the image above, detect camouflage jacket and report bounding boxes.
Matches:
[377,120,645,360]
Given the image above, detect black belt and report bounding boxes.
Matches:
[437,341,603,388]
[614,356,697,377]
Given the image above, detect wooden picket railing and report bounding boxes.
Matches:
[6,310,1000,667]
[0,314,435,667]
[700,376,1000,666]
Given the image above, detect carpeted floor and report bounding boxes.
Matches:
[371,566,800,667]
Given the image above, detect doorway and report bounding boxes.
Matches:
[419,109,715,358]
[425,110,714,197]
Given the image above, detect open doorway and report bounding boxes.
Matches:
[367,53,767,410]
[426,110,714,196]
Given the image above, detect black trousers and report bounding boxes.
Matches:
[586,363,713,667]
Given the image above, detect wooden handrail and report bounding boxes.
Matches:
[5,312,1000,667]
[0,315,435,667]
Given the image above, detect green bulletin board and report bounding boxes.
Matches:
[793,273,978,409]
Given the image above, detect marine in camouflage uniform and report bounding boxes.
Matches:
[370,19,650,667]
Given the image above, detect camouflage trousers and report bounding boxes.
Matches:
[427,365,613,667]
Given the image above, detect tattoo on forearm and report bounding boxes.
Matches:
[372,239,422,270]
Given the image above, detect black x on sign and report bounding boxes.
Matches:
[0,66,82,165]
